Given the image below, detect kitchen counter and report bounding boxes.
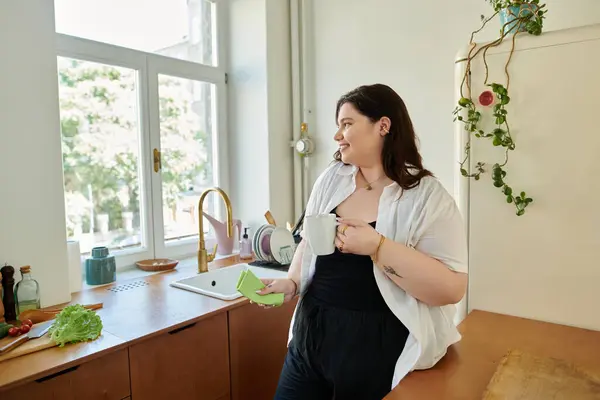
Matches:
[0,255,263,392]
[4,256,600,399]
[385,310,600,399]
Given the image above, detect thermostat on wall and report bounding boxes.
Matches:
[295,137,314,156]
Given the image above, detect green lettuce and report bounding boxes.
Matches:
[48,304,103,347]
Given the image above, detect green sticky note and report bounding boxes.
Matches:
[236,268,284,306]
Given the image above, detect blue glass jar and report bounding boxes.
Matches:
[85,247,116,285]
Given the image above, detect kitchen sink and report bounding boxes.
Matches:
[170,263,287,300]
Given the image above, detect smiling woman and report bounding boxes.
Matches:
[333,84,432,192]
[256,84,468,399]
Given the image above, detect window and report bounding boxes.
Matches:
[54,0,217,66]
[54,0,228,268]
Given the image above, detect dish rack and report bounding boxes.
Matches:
[248,260,290,272]
[251,224,297,269]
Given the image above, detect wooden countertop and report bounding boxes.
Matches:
[385,309,600,399]
[0,255,257,391]
[70,256,253,342]
[4,257,600,398]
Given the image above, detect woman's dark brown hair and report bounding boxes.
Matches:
[334,83,432,190]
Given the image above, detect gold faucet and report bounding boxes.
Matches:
[197,187,234,274]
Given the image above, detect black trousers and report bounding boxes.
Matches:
[274,295,409,400]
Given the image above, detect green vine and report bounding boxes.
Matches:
[454,0,546,216]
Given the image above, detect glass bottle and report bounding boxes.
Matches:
[15,265,40,314]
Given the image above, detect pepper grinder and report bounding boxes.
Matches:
[0,270,4,322]
[1,264,16,322]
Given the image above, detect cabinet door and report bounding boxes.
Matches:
[1,348,130,399]
[228,300,297,400]
[129,312,230,400]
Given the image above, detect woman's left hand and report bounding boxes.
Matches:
[335,218,381,256]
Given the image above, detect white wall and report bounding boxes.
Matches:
[227,0,294,232]
[304,0,600,193]
[462,24,600,331]
[227,0,269,229]
[266,1,294,228]
[0,1,71,307]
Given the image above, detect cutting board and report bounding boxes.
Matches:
[482,350,600,399]
[0,326,57,363]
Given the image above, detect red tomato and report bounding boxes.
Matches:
[20,324,31,334]
[8,327,20,337]
[22,319,33,327]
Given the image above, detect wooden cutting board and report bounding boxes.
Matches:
[0,327,58,363]
[482,350,600,399]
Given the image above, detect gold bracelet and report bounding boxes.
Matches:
[370,234,386,264]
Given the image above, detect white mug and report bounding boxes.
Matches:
[304,213,337,255]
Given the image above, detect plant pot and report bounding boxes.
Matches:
[499,4,537,35]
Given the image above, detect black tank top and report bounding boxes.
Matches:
[305,209,391,312]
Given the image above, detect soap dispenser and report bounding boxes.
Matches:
[239,228,252,260]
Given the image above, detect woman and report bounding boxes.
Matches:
[258,83,468,399]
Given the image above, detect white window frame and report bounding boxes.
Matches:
[55,1,230,269]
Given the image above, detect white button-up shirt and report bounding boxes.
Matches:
[289,161,468,390]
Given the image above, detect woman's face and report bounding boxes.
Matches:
[334,102,387,167]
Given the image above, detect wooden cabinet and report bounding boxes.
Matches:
[1,298,298,399]
[1,348,130,399]
[228,299,297,400]
[129,312,230,400]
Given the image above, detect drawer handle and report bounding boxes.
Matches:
[168,322,196,335]
[35,365,79,383]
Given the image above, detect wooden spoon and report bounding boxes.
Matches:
[18,303,103,324]
[264,210,277,226]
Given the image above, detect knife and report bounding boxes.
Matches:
[0,319,54,354]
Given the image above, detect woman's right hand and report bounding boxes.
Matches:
[254,278,298,307]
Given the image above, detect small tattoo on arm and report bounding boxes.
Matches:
[383,266,403,278]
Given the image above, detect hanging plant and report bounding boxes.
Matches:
[453,0,546,216]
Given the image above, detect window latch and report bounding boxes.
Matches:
[153,148,162,172]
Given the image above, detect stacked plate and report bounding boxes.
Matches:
[252,224,296,265]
